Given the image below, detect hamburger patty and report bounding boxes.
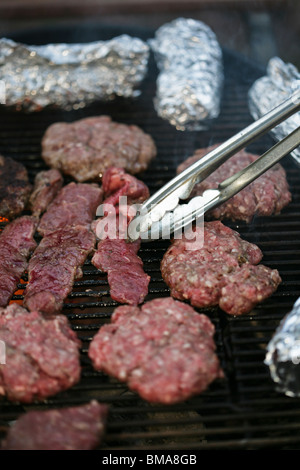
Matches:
[1,400,108,450]
[88,297,223,404]
[177,145,291,223]
[0,304,81,403]
[161,221,281,315]
[41,115,157,182]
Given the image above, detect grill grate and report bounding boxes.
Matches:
[1,23,300,450]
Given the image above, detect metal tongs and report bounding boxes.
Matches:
[128,89,300,242]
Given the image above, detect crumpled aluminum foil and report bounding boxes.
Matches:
[265,297,300,397]
[248,56,300,165]
[0,36,150,112]
[149,17,224,131]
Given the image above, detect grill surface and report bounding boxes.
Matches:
[1,23,300,450]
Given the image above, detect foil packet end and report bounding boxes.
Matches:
[248,56,300,165]
[265,298,300,397]
[0,35,150,112]
[149,18,224,131]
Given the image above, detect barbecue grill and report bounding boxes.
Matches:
[1,22,300,450]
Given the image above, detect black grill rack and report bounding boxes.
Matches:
[0,23,300,450]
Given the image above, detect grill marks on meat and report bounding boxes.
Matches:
[88,297,223,404]
[41,116,157,182]
[23,228,96,315]
[1,400,108,450]
[24,182,103,315]
[0,304,81,403]
[177,145,291,223]
[0,156,32,220]
[92,167,150,305]
[29,169,63,217]
[0,216,37,307]
[161,221,281,315]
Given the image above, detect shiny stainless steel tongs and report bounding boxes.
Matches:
[128,89,300,242]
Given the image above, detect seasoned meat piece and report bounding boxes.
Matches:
[0,304,81,403]
[1,400,108,450]
[177,144,291,223]
[88,297,224,404]
[161,221,281,315]
[92,238,150,305]
[101,166,150,208]
[92,167,150,305]
[41,115,157,182]
[0,216,37,307]
[0,156,32,220]
[38,181,103,236]
[29,169,63,217]
[24,228,96,315]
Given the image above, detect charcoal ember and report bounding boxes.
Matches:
[177,144,291,223]
[161,221,281,316]
[1,400,108,450]
[0,304,81,403]
[0,216,37,307]
[88,297,223,404]
[0,156,32,220]
[41,116,156,182]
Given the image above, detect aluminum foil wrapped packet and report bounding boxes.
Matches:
[0,36,150,112]
[248,56,300,164]
[149,18,223,131]
[265,297,300,397]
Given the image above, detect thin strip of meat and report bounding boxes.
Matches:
[88,297,224,404]
[91,167,150,306]
[23,228,96,315]
[0,304,81,403]
[29,168,63,217]
[0,155,32,220]
[1,400,108,450]
[38,181,103,236]
[24,182,103,314]
[161,221,282,315]
[0,216,37,307]
[177,144,291,223]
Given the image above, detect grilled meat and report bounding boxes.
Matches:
[161,221,281,315]
[0,216,37,307]
[0,156,32,220]
[1,400,108,450]
[41,115,157,182]
[177,145,291,223]
[29,168,63,217]
[88,297,223,404]
[0,303,81,403]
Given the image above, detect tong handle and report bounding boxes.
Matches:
[217,125,300,206]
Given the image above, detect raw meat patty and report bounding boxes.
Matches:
[1,400,108,450]
[0,304,81,403]
[41,115,157,182]
[88,297,223,404]
[0,156,32,220]
[177,144,291,223]
[161,221,281,315]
